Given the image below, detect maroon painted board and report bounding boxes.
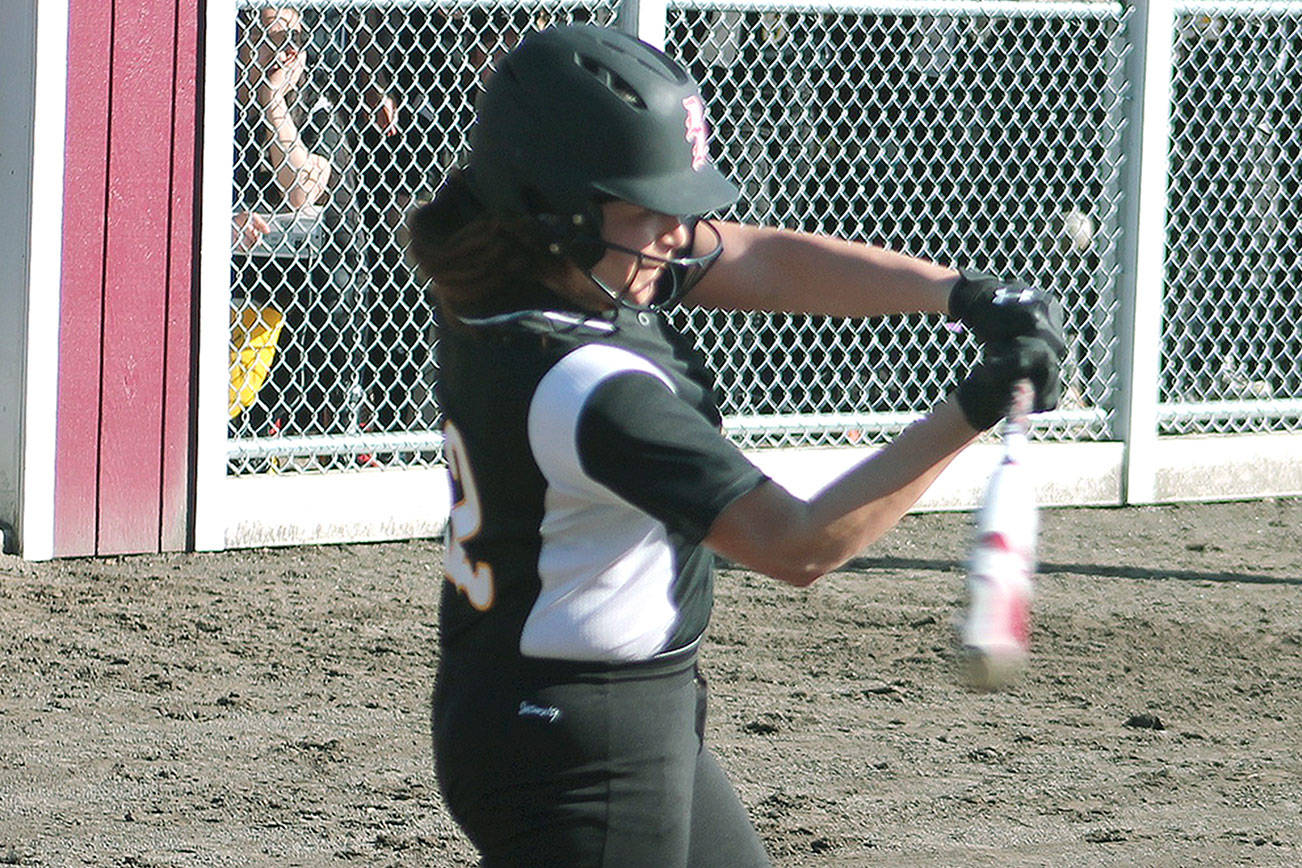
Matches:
[160,0,200,551]
[54,0,114,556]
[95,0,179,554]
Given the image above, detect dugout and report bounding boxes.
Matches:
[3,0,1301,560]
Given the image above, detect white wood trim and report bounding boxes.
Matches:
[20,0,71,561]
[220,467,451,548]
[219,442,1122,550]
[193,0,239,551]
[0,0,68,560]
[212,431,1302,550]
[1152,433,1302,503]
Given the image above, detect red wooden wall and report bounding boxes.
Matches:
[54,0,200,556]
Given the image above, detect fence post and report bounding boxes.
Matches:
[1115,0,1175,504]
[617,0,668,48]
[192,1,238,551]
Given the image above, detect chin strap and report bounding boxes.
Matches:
[581,219,725,311]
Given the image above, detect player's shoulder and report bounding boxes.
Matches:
[541,342,675,395]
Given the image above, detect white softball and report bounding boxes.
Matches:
[1063,209,1095,253]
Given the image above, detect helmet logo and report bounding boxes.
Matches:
[682,96,710,170]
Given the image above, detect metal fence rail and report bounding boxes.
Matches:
[225,0,1302,474]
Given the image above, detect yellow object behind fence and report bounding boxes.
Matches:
[229,304,286,419]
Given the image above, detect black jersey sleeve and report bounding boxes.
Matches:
[575,371,769,544]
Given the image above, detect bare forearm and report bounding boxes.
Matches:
[802,398,976,563]
[706,398,979,586]
[688,221,958,317]
[261,96,331,208]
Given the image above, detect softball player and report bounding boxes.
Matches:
[407,24,1065,867]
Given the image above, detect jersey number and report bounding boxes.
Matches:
[443,422,495,611]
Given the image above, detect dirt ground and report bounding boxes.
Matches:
[1,497,1299,867]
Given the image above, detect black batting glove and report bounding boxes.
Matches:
[948,269,1068,359]
[956,336,1063,430]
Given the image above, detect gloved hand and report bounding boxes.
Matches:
[948,269,1068,359]
[957,336,1063,430]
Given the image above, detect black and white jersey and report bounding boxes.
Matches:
[434,293,768,671]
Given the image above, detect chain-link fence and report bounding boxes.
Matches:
[228,1,618,474]
[668,1,1130,447]
[1163,2,1302,433]
[225,0,1300,476]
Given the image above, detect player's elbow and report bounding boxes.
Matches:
[770,562,826,588]
[768,532,858,587]
[709,536,816,587]
[723,523,848,588]
[705,482,854,588]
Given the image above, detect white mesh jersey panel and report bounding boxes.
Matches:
[523,344,680,662]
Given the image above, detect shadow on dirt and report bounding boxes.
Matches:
[840,555,1301,586]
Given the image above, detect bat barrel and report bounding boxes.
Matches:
[961,380,1039,691]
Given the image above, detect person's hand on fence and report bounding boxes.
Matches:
[232,210,271,252]
[948,270,1067,359]
[956,335,1063,430]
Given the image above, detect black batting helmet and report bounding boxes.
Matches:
[467,24,738,245]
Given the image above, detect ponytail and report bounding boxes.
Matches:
[406,170,567,319]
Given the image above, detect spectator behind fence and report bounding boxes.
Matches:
[230,6,365,446]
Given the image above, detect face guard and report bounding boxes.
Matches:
[582,219,724,311]
[452,219,724,335]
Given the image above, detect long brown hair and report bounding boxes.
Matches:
[406,171,567,320]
